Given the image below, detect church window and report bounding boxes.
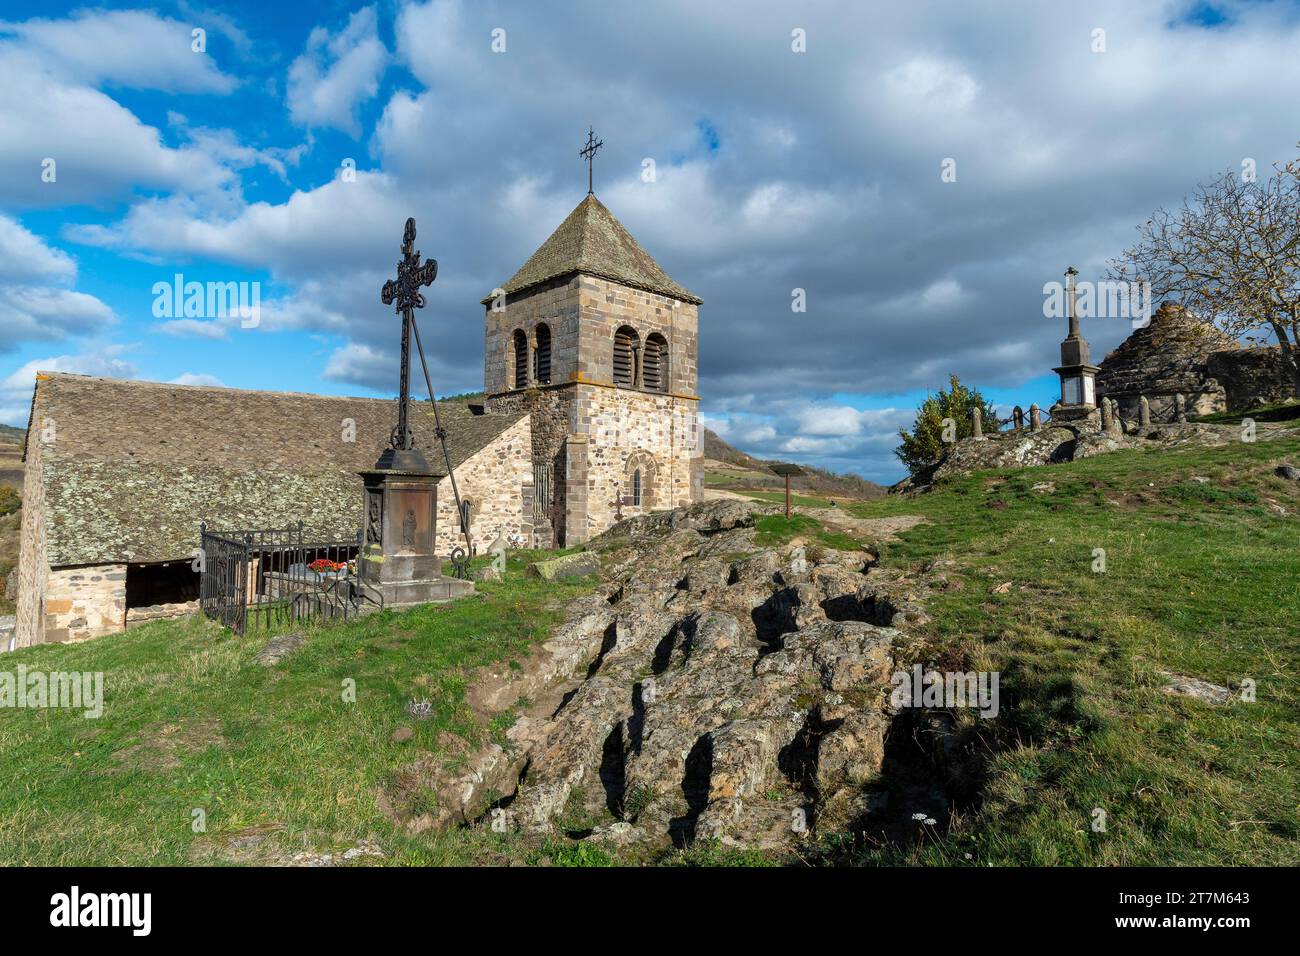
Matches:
[534,323,552,385]
[643,333,668,392]
[632,468,642,507]
[512,329,528,388]
[614,326,639,386]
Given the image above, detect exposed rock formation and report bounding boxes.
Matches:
[383,500,944,851]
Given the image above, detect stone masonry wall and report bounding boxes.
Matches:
[42,564,127,644]
[14,424,47,649]
[434,414,534,556]
[1207,347,1296,411]
[574,277,698,395]
[484,277,581,394]
[570,384,701,542]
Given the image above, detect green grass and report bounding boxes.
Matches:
[835,432,1300,865]
[0,553,597,865]
[754,513,861,551]
[4,433,1299,866]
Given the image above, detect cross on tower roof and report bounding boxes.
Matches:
[580,126,603,195]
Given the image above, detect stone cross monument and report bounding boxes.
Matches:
[357,217,473,608]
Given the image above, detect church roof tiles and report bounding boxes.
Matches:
[25,373,523,566]
[485,194,701,305]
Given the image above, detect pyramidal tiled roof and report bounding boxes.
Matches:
[486,194,701,304]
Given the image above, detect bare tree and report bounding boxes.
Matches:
[1109,154,1300,397]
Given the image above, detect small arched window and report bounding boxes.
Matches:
[632,469,642,507]
[643,333,668,392]
[511,329,528,389]
[534,323,552,385]
[613,326,639,386]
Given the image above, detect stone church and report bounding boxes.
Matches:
[11,191,702,649]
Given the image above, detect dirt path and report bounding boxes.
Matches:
[801,507,927,544]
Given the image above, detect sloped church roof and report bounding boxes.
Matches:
[25,373,524,566]
[486,194,702,304]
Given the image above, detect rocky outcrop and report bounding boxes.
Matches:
[383,499,940,851]
[922,419,1247,484]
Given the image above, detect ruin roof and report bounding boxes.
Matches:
[1096,302,1240,398]
[24,373,525,566]
[484,193,702,305]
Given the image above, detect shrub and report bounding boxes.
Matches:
[0,487,20,517]
[896,374,1000,478]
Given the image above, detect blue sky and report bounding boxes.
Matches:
[1,0,1298,483]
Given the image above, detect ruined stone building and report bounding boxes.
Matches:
[1096,302,1294,422]
[11,191,701,649]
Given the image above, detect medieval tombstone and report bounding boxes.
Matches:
[1099,396,1113,434]
[1029,403,1042,432]
[1175,393,1188,424]
[1139,394,1151,428]
[1013,405,1025,431]
[971,407,983,440]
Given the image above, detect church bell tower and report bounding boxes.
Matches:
[481,131,703,546]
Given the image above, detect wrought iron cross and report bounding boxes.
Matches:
[381,218,438,451]
[580,126,603,195]
[609,484,633,523]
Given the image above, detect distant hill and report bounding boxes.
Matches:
[0,424,23,443]
[703,428,886,501]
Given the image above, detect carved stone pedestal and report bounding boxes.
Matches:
[358,467,474,609]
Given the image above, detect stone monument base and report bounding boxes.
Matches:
[1049,403,1101,428]
[367,576,475,609]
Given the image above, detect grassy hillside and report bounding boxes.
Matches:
[840,430,1300,865]
[703,427,886,502]
[0,553,598,865]
[1,430,1297,865]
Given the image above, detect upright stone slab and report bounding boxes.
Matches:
[1029,403,1042,432]
[971,407,983,440]
[1139,394,1151,428]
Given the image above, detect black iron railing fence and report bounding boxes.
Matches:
[198,521,382,635]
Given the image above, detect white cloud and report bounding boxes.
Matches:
[0,214,75,282]
[0,288,114,350]
[323,342,391,386]
[882,57,978,110]
[287,6,388,135]
[0,53,235,209]
[157,318,228,340]
[169,372,225,387]
[0,9,236,92]
[0,347,138,423]
[920,279,965,309]
[0,214,114,351]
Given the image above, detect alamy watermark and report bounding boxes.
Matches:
[152,273,261,328]
[1,666,103,718]
[891,664,1000,718]
[1043,278,1152,329]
